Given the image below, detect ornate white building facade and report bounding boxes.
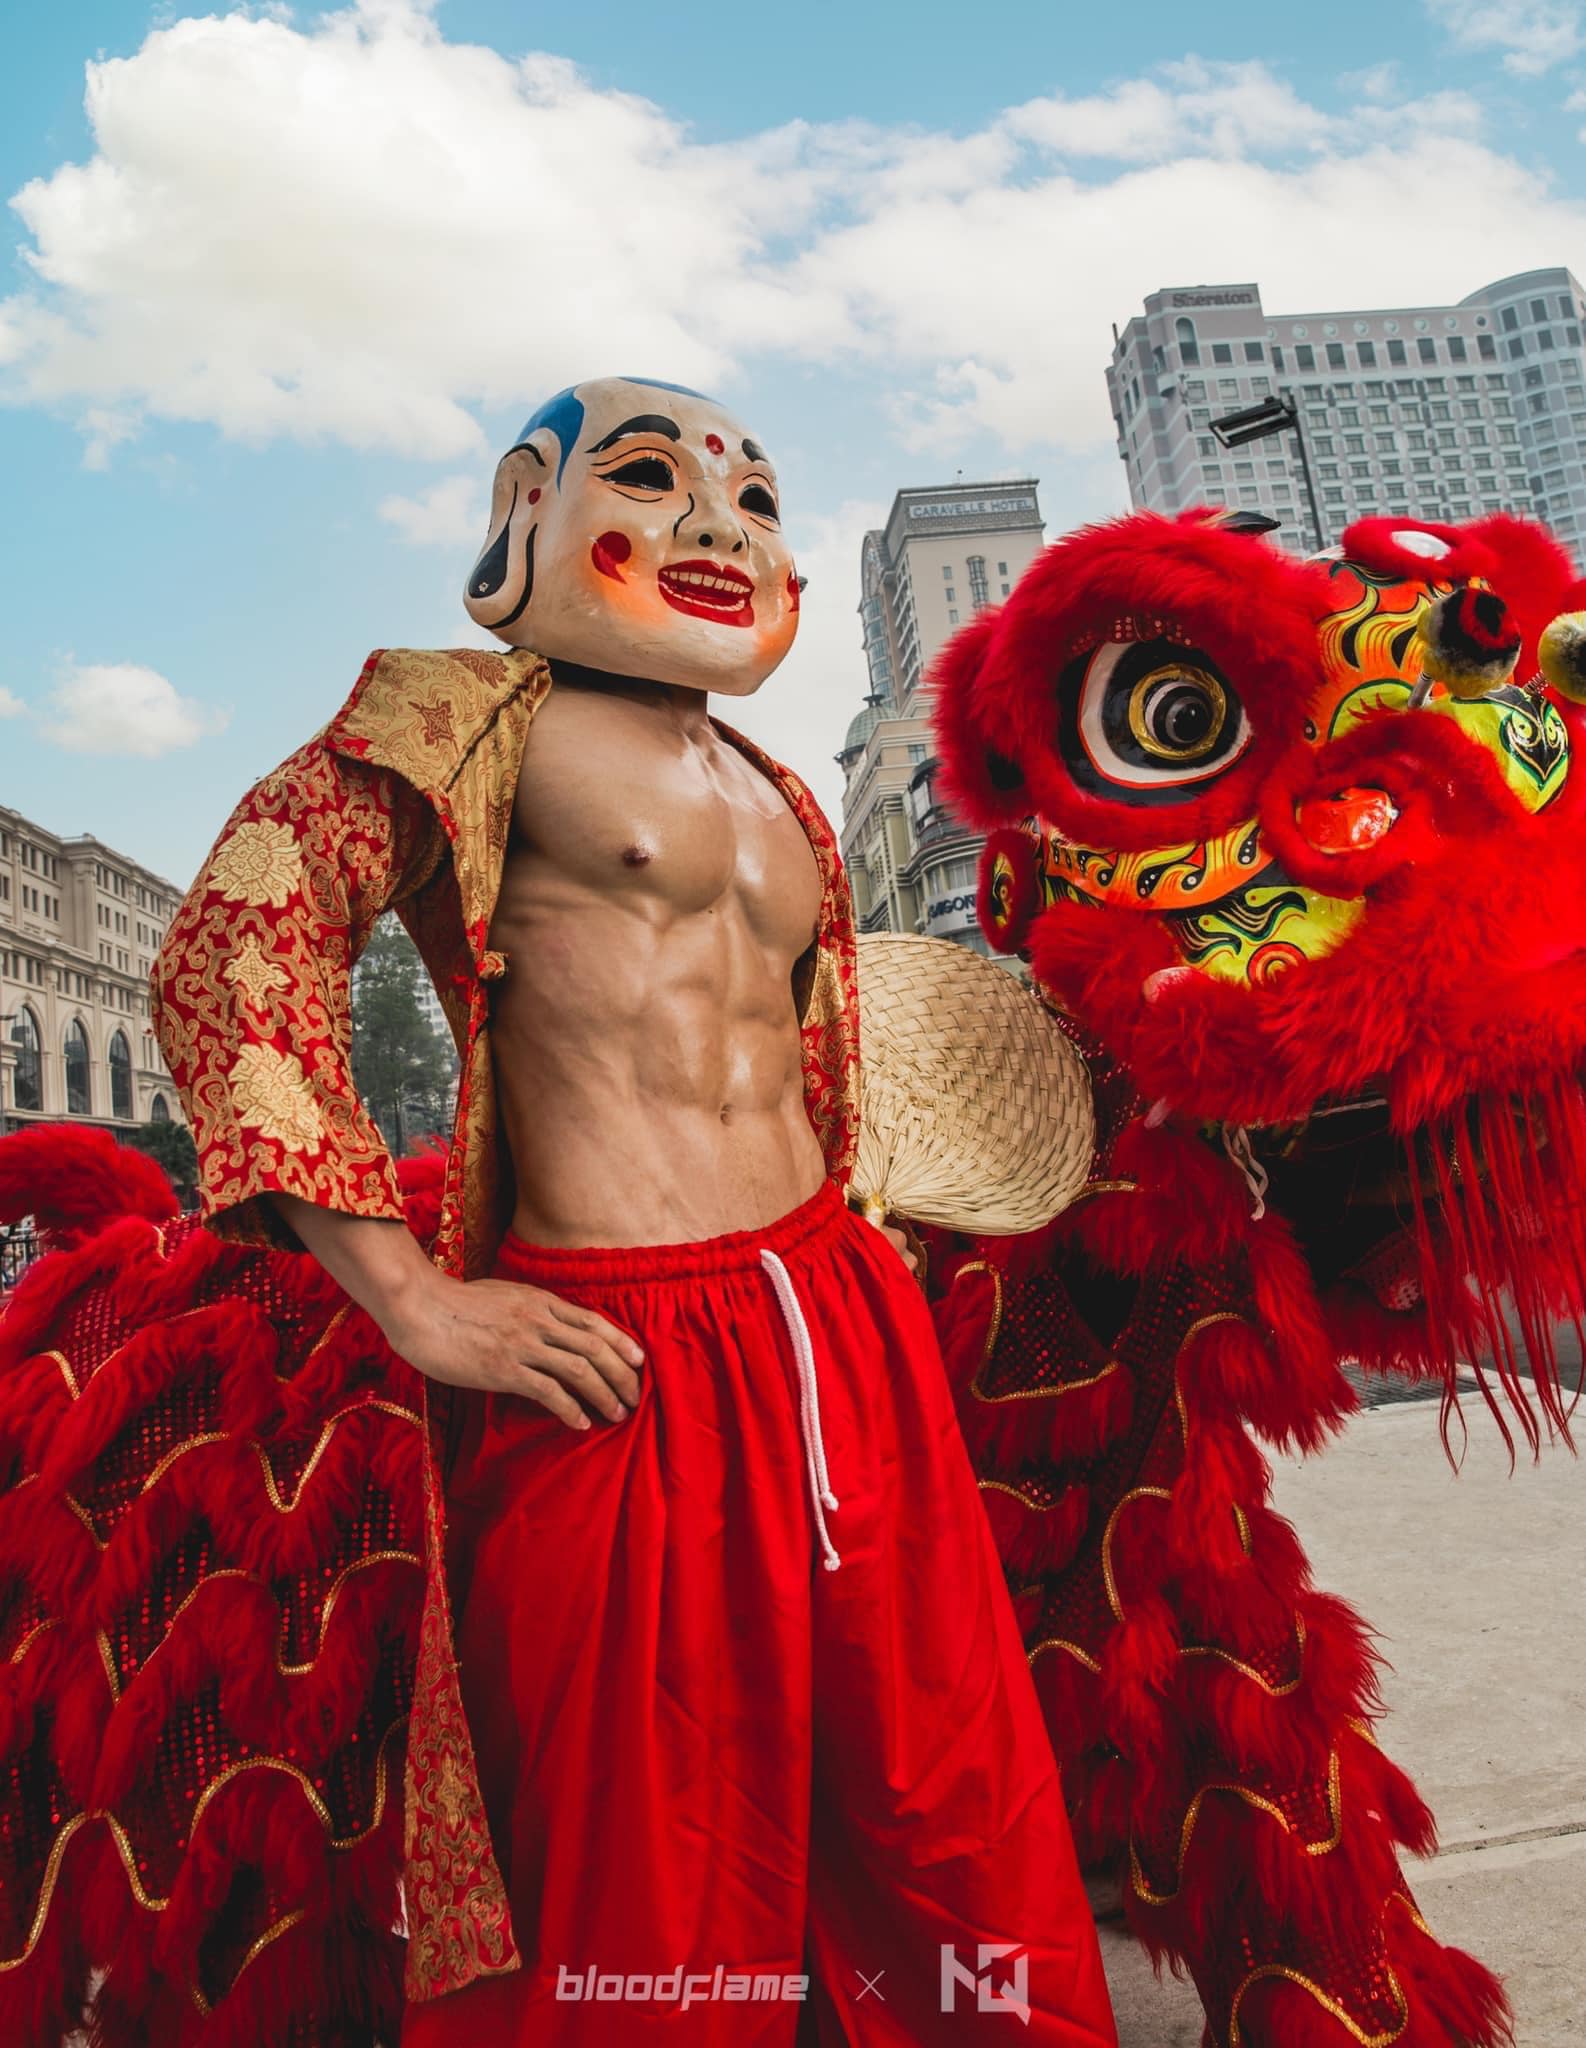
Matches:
[1,804,185,1134]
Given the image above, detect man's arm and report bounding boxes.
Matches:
[272,1197,642,1429]
[154,735,640,1426]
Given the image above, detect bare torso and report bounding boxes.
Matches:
[487,666,829,1248]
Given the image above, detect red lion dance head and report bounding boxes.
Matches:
[935,507,1586,1451]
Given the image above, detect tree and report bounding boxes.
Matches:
[351,917,456,1159]
[122,1119,200,1206]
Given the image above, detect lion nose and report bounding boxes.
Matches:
[1414,587,1521,701]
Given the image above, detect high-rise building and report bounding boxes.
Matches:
[1107,268,1586,559]
[1,805,185,1133]
[839,482,1046,950]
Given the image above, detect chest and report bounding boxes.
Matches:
[509,688,824,952]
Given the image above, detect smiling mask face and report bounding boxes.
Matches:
[461,376,800,696]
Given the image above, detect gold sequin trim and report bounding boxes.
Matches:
[44,1350,81,1400]
[979,1477,1073,1510]
[1180,1615,1306,1695]
[8,1618,57,1665]
[0,1814,88,1970]
[957,1253,1120,1406]
[1027,1635,1103,1674]
[189,1907,308,2017]
[1131,1747,1344,1907]
[1227,1959,1408,2047]
[1101,1485,1173,1619]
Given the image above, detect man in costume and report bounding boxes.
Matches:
[145,376,1118,2045]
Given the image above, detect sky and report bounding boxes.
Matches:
[3,0,1586,885]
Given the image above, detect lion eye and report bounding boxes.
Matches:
[1132,669,1228,761]
[1059,636,1251,799]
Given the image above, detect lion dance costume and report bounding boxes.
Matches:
[3,508,1584,2044]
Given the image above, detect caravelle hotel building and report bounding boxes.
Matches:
[1,804,185,1135]
[838,481,1047,952]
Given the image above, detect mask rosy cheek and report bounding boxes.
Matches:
[591,531,633,583]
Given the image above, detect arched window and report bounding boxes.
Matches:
[109,1030,134,1121]
[64,1019,91,1117]
[150,1091,171,1124]
[9,1007,42,1113]
[1175,316,1200,366]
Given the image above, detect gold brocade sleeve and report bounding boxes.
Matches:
[152,736,445,1245]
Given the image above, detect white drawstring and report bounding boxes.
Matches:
[758,1248,842,1572]
[1221,1121,1270,1222]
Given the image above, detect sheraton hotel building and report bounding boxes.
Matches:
[1107,267,1586,562]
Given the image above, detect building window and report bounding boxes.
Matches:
[1417,337,1437,363]
[1244,341,1264,362]
[1176,316,1200,365]
[947,608,959,625]
[1295,345,1315,370]
[966,556,990,608]
[1326,342,1345,368]
[1387,339,1407,365]
[944,587,956,603]
[108,1030,134,1121]
[1478,333,1497,360]
[64,1020,91,1117]
[9,1007,42,1113]
[1448,336,1467,362]
[1211,342,1233,364]
[150,1092,172,1124]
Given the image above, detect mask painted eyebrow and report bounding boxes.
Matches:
[742,439,768,463]
[587,414,683,453]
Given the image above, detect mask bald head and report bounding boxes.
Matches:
[462,376,799,696]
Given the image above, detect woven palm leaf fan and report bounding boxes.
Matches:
[852,933,1095,1235]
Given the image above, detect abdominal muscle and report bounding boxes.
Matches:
[489,886,828,1251]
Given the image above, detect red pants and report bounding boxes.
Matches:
[401,1179,1115,2046]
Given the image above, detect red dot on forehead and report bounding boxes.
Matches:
[705,433,725,454]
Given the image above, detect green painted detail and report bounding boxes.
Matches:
[1326,677,1412,738]
[1173,882,1365,985]
[1326,678,1568,813]
[1424,686,1569,812]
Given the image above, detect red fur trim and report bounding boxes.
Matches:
[0,1125,176,1242]
[1340,516,1499,589]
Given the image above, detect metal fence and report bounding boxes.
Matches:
[0,1226,40,1296]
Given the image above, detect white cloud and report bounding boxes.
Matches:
[39,663,229,757]
[0,687,24,718]
[1425,0,1584,74]
[379,473,485,548]
[3,1,1584,479]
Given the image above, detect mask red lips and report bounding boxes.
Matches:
[658,559,755,627]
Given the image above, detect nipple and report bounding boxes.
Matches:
[621,844,653,867]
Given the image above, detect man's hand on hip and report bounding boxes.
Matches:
[385,1273,643,1430]
[270,1192,641,1430]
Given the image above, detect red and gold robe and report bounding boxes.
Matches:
[151,646,862,2002]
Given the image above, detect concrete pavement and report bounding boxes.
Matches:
[1098,1394,1585,2047]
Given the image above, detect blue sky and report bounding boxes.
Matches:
[3,0,1584,884]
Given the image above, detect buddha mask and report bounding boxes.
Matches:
[462,376,799,696]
